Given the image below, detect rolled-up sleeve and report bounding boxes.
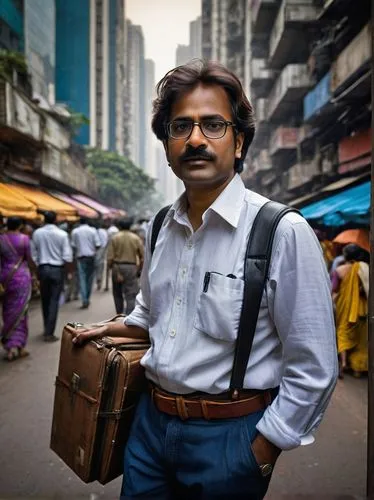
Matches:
[124,222,151,330]
[256,217,338,450]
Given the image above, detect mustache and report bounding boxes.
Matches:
[179,146,215,162]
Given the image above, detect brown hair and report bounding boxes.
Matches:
[152,59,255,173]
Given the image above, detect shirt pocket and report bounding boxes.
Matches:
[193,272,244,342]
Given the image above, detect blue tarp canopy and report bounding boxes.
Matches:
[301,181,370,226]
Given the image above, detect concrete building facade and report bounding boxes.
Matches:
[125,21,145,169]
[201,0,249,90]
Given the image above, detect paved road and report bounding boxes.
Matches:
[0,290,367,499]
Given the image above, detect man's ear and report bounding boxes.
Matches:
[235,132,244,159]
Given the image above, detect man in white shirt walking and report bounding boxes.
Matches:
[31,211,73,342]
[72,61,338,499]
[71,217,101,309]
[94,221,109,291]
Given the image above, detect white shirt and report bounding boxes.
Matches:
[71,224,101,258]
[31,224,73,266]
[98,228,109,248]
[125,174,338,451]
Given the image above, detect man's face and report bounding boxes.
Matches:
[165,83,244,190]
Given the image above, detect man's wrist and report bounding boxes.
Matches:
[252,433,281,465]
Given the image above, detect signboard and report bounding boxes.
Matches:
[303,71,331,120]
[338,128,371,174]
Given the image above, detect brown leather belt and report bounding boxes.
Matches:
[150,385,274,420]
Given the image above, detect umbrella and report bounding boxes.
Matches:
[333,229,370,252]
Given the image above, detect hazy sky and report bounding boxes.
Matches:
[127,0,201,83]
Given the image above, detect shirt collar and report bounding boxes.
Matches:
[168,174,246,229]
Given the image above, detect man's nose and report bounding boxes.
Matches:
[186,123,208,148]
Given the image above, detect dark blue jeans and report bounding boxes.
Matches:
[38,265,64,337]
[121,393,272,500]
[77,256,95,306]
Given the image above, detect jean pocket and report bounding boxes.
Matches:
[193,272,244,342]
[240,413,267,480]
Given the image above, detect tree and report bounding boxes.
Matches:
[86,148,163,215]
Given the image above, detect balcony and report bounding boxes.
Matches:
[287,158,320,191]
[250,59,276,98]
[331,23,371,97]
[253,149,272,174]
[252,98,271,151]
[269,126,299,158]
[251,0,279,35]
[267,64,311,122]
[0,79,42,148]
[268,0,321,69]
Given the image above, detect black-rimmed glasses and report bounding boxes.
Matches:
[167,119,236,140]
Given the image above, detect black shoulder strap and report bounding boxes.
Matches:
[151,205,171,255]
[230,201,300,395]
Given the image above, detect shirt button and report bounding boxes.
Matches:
[176,297,182,305]
[187,242,193,249]
[170,329,176,337]
[181,268,187,276]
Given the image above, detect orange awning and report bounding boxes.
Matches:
[8,184,78,222]
[0,183,40,220]
[333,229,370,252]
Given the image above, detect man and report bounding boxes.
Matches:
[94,221,109,291]
[106,218,144,315]
[104,221,119,291]
[71,217,101,309]
[73,61,338,499]
[31,211,73,342]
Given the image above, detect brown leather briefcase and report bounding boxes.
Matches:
[50,318,149,484]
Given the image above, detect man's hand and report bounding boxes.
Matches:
[251,433,281,466]
[71,324,109,345]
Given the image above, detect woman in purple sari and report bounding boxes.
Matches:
[0,217,33,361]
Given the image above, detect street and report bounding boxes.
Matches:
[0,290,367,500]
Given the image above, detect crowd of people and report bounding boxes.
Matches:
[0,212,146,361]
[316,230,370,379]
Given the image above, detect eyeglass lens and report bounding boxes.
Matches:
[169,120,227,139]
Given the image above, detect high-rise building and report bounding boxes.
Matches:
[24,0,56,104]
[175,16,202,66]
[55,0,126,152]
[0,0,24,51]
[125,21,146,168]
[176,44,191,66]
[202,0,249,89]
[190,16,202,60]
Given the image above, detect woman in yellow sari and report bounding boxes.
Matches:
[332,244,369,378]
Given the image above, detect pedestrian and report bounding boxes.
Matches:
[95,221,109,291]
[31,211,73,342]
[0,216,33,360]
[106,218,144,315]
[104,220,119,291]
[72,60,338,499]
[64,222,80,303]
[71,216,101,309]
[332,243,369,378]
